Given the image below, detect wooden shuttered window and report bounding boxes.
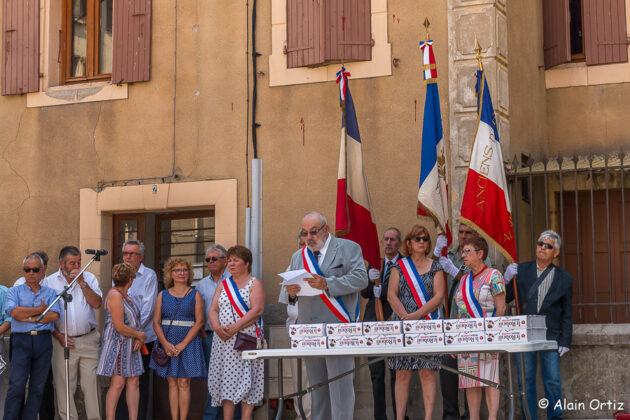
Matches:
[287,0,371,69]
[583,0,628,66]
[2,0,39,96]
[112,0,151,84]
[543,0,571,69]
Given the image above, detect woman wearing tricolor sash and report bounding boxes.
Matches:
[455,235,506,420]
[208,245,265,420]
[388,225,445,420]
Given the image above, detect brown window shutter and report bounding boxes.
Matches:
[583,0,628,65]
[287,0,324,68]
[112,0,151,84]
[2,0,39,96]
[327,0,371,63]
[543,0,571,69]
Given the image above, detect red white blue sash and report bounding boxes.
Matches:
[301,246,359,323]
[223,277,263,339]
[460,271,493,318]
[397,257,439,320]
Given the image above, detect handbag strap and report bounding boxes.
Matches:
[226,279,262,340]
[163,287,192,338]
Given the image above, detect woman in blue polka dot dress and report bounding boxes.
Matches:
[150,257,206,420]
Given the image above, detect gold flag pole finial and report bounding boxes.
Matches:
[474,34,483,71]
[423,17,431,41]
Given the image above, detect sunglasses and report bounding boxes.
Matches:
[23,267,41,273]
[299,225,326,237]
[205,256,225,262]
[412,236,430,243]
[537,241,554,250]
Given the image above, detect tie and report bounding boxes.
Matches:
[313,251,321,262]
[383,261,393,283]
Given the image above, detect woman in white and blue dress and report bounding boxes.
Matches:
[97,263,147,420]
[150,257,206,420]
[387,225,445,420]
[208,245,265,420]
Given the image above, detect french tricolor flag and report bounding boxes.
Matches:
[335,67,381,270]
[460,70,517,263]
[417,40,452,247]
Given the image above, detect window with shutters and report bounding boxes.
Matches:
[286,0,372,68]
[2,0,151,101]
[270,0,391,86]
[543,0,628,69]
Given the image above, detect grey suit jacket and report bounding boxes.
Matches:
[289,235,368,324]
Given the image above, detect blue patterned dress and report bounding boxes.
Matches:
[149,288,206,378]
[389,260,443,371]
[97,289,144,377]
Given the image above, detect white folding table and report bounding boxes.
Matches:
[243,340,557,420]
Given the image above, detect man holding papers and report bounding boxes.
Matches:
[286,211,368,420]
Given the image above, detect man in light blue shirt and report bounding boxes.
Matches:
[4,253,60,420]
[0,284,10,415]
[197,244,239,420]
[116,240,158,420]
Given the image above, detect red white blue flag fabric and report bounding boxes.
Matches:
[335,66,381,270]
[223,277,263,338]
[302,246,360,323]
[398,257,439,320]
[460,70,517,263]
[417,40,452,247]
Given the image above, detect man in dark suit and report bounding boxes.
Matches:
[286,211,368,420]
[361,227,402,420]
[505,230,573,420]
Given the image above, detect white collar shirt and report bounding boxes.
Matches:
[197,269,230,331]
[43,269,103,336]
[126,263,158,343]
[13,276,46,287]
[383,254,400,280]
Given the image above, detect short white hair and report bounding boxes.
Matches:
[302,211,327,226]
[538,230,562,250]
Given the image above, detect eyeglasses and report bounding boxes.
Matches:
[205,256,225,262]
[461,248,480,255]
[537,241,554,250]
[412,236,430,243]
[23,267,41,273]
[299,224,326,237]
[122,252,142,257]
[173,269,189,274]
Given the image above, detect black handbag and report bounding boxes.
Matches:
[151,288,191,366]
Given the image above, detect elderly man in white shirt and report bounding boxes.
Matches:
[43,246,103,420]
[114,240,158,420]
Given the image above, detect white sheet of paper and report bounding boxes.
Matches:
[278,269,321,296]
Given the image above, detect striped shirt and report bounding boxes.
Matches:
[536,265,555,313]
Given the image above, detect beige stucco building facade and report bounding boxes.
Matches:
[1,0,630,418]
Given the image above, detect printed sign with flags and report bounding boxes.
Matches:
[335,66,381,270]
[460,70,517,263]
[417,39,452,247]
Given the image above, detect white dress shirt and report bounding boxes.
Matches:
[311,233,332,264]
[43,269,103,336]
[126,263,158,343]
[197,269,230,331]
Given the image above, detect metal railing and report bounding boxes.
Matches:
[506,153,630,324]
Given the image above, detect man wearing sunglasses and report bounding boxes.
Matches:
[434,223,492,420]
[9,251,56,420]
[286,211,368,420]
[197,245,241,420]
[3,253,60,420]
[115,240,158,420]
[505,230,573,420]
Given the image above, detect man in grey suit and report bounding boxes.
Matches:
[286,211,368,420]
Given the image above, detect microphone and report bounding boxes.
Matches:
[85,249,108,255]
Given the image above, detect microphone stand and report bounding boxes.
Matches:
[37,251,105,420]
